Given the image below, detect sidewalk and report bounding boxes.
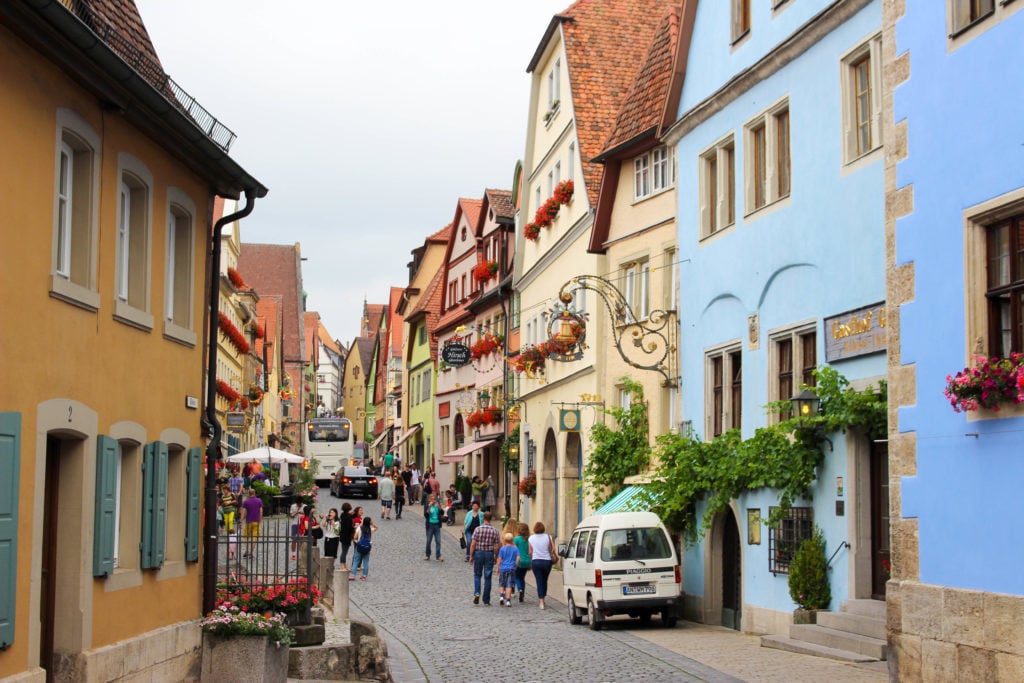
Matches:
[437,506,888,683]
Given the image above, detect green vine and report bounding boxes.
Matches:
[501,425,521,471]
[583,378,651,508]
[646,367,886,545]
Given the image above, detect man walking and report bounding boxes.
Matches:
[409,464,422,503]
[463,501,484,562]
[378,470,395,520]
[401,464,413,503]
[239,487,263,558]
[469,511,500,605]
[423,494,444,561]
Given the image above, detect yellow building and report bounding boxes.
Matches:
[0,2,265,680]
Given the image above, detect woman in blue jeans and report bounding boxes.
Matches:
[527,521,558,610]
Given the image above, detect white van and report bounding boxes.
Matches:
[558,511,681,629]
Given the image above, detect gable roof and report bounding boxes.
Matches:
[363,303,386,337]
[405,265,447,362]
[255,296,282,375]
[355,337,376,378]
[238,243,304,362]
[532,0,676,208]
[318,322,343,356]
[388,286,404,355]
[483,189,515,225]
[303,311,320,365]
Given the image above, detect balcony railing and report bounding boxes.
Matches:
[70,0,237,152]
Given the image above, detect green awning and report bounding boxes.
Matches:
[595,485,654,514]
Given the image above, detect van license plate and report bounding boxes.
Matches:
[623,584,656,595]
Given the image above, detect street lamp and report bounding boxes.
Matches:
[791,388,820,422]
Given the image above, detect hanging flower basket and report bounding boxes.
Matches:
[472,260,499,284]
[216,380,241,404]
[943,353,1024,412]
[217,312,251,355]
[525,222,541,241]
[518,470,537,498]
[226,267,247,290]
[470,333,504,359]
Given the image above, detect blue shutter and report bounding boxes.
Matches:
[152,442,167,568]
[185,447,201,562]
[141,443,155,568]
[93,435,119,577]
[0,413,21,650]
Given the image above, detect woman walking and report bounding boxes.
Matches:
[528,521,558,610]
[350,516,378,581]
[338,503,355,571]
[394,473,406,519]
[322,508,341,564]
[514,522,531,603]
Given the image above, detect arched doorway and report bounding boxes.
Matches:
[705,505,742,630]
[563,431,582,536]
[540,429,558,534]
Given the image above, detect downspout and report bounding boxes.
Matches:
[203,190,257,615]
[499,223,512,519]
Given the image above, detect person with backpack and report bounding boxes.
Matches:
[463,500,484,562]
[349,515,378,581]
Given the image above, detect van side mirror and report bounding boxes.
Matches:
[557,543,568,558]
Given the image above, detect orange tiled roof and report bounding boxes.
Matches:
[239,244,303,362]
[406,267,447,361]
[318,322,343,356]
[428,223,453,243]
[601,3,682,153]
[388,286,404,355]
[554,0,676,207]
[460,198,483,230]
[79,0,166,74]
[485,189,515,222]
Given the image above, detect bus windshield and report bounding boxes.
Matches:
[307,418,351,442]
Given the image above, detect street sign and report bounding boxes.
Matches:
[225,412,246,431]
[441,341,471,367]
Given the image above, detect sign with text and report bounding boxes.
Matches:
[824,302,887,362]
[441,341,471,367]
[225,412,246,431]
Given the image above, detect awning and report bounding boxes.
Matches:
[595,485,655,514]
[439,439,494,464]
[369,427,391,450]
[392,424,422,449]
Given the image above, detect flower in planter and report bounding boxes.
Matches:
[201,604,293,647]
[518,470,537,497]
[943,353,1024,412]
[553,179,574,205]
[226,267,247,290]
[525,222,541,241]
[472,260,499,284]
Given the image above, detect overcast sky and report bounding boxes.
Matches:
[135,0,568,345]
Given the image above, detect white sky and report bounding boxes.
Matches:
[135,0,568,345]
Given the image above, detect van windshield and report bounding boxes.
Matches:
[600,527,672,562]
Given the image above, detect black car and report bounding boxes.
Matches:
[330,466,379,498]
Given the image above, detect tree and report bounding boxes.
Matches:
[583,378,650,508]
[788,526,831,610]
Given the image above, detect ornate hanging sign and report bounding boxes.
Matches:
[441,335,471,367]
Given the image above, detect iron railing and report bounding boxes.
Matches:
[69,0,237,152]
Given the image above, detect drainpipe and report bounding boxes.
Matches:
[203,190,257,615]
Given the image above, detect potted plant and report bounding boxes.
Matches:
[788,527,831,624]
[200,604,292,682]
[518,470,537,498]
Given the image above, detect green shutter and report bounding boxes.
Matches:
[152,442,167,568]
[93,435,119,577]
[0,413,21,650]
[141,441,168,569]
[185,446,201,562]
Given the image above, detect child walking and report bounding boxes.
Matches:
[497,533,520,607]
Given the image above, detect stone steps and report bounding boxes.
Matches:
[760,599,887,662]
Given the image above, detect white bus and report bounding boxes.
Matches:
[305,417,354,486]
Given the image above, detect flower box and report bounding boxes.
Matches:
[944,353,1024,412]
[472,260,499,284]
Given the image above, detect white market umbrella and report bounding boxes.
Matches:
[226,446,304,486]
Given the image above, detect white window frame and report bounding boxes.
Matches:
[744,99,791,215]
[634,155,651,199]
[164,188,197,346]
[114,154,154,330]
[634,146,674,201]
[840,34,882,165]
[548,58,561,109]
[731,0,751,44]
[699,135,736,238]
[51,108,101,311]
[620,260,650,323]
[568,143,576,182]
[705,343,742,439]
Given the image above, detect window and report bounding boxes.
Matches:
[985,214,1024,356]
[664,248,679,312]
[841,35,882,163]
[769,506,813,574]
[548,58,561,109]
[547,169,554,198]
[422,369,431,403]
[745,101,791,213]
[771,325,817,422]
[952,0,995,33]
[621,260,650,322]
[568,143,576,181]
[115,155,154,329]
[165,189,196,345]
[633,146,674,200]
[731,0,751,43]
[700,136,736,237]
[52,109,101,310]
[418,325,427,345]
[707,346,742,438]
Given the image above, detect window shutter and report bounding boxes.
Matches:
[0,413,21,650]
[141,441,168,569]
[185,446,201,562]
[93,435,119,577]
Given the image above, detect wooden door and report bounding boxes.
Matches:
[870,442,890,599]
[40,438,60,680]
[721,508,742,630]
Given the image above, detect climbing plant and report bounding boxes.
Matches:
[646,366,886,544]
[583,378,651,508]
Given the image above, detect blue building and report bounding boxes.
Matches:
[664,0,887,641]
[886,1,1024,678]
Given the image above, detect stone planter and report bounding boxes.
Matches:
[792,607,824,624]
[201,633,289,683]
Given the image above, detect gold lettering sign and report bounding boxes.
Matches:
[824,302,887,362]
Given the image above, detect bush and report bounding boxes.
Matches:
[788,527,831,610]
[251,480,280,511]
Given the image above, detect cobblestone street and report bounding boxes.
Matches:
[315,488,887,683]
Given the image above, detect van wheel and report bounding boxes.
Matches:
[567,594,582,625]
[588,597,602,631]
[661,608,677,628]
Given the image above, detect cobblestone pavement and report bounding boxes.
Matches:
[315,488,887,683]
